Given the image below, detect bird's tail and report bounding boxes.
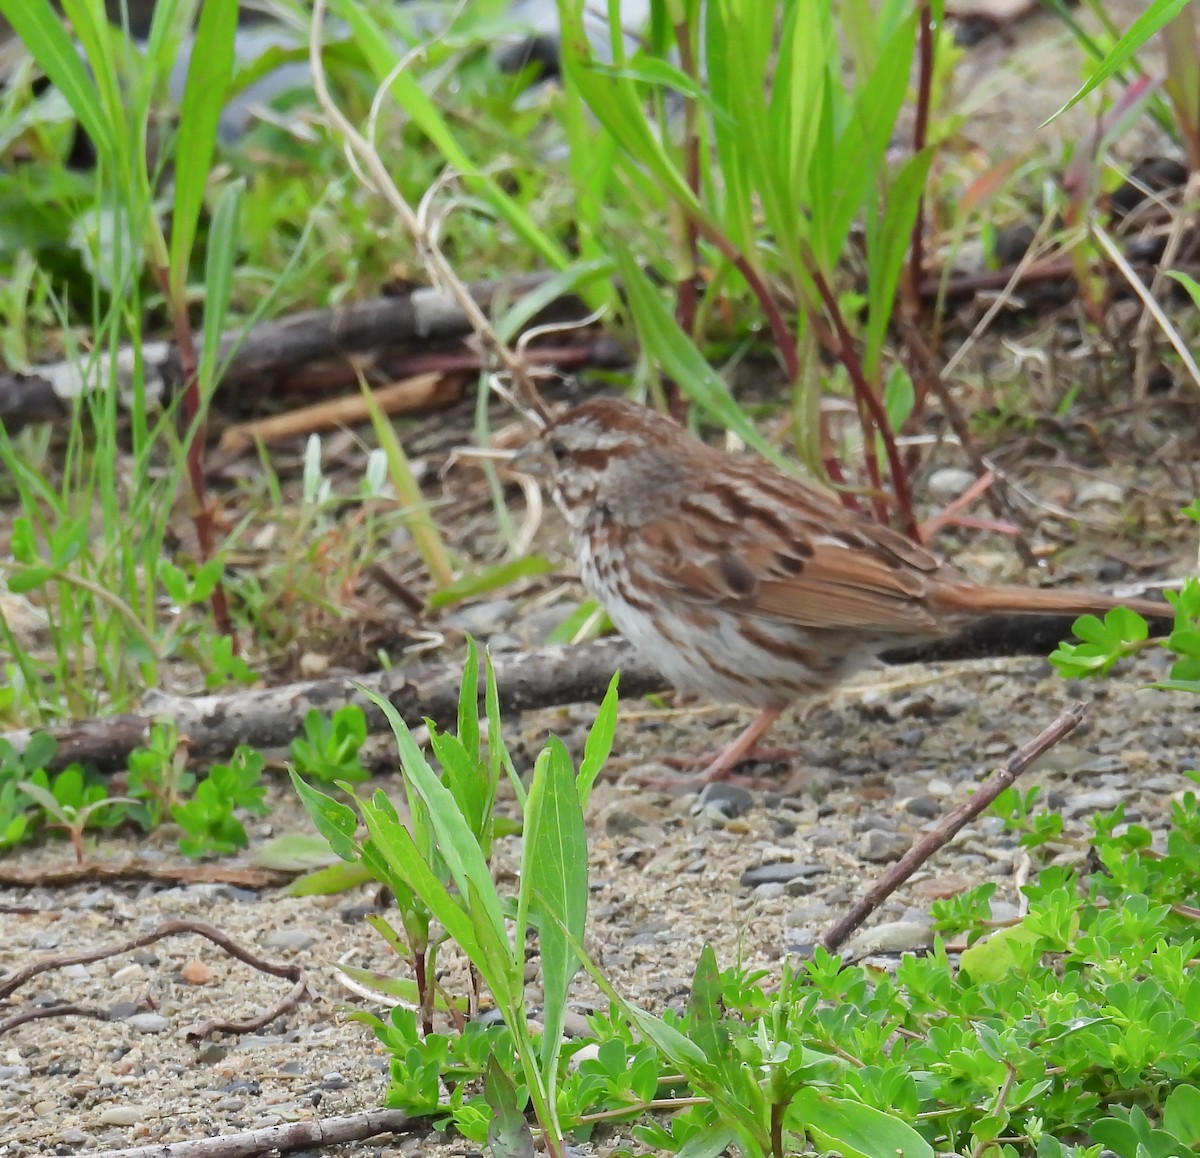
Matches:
[936,584,1173,624]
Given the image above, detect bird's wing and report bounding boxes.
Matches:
[644,483,953,634]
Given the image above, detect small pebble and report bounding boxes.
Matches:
[697,781,755,819]
[264,929,319,952]
[1067,787,1124,817]
[126,1014,170,1034]
[739,862,827,888]
[857,829,911,863]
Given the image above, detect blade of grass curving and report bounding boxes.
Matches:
[864,149,935,380]
[558,0,705,218]
[457,635,481,764]
[362,381,455,589]
[1046,0,1189,122]
[138,0,196,117]
[492,260,615,344]
[168,0,237,298]
[614,247,795,473]
[485,650,524,809]
[0,0,114,164]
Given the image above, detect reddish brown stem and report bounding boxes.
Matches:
[903,2,935,318]
[821,702,1089,954]
[154,268,233,637]
[810,269,920,539]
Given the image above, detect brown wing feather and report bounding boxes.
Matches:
[642,487,957,633]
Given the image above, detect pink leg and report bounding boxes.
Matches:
[695,707,784,784]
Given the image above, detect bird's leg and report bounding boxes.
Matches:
[695,707,785,784]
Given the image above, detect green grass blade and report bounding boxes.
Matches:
[614,246,794,473]
[198,178,244,395]
[168,0,238,296]
[0,0,114,163]
[576,673,618,808]
[1046,0,1190,123]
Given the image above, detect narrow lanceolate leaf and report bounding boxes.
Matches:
[0,0,114,163]
[169,0,238,297]
[614,247,797,475]
[520,738,588,1079]
[198,178,245,395]
[576,673,619,808]
[1046,0,1191,123]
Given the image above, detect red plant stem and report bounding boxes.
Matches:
[690,223,799,382]
[810,269,920,540]
[903,2,935,318]
[155,267,233,637]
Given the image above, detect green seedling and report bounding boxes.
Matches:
[290,704,371,783]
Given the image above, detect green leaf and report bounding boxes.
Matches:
[960,920,1045,984]
[198,178,245,395]
[428,557,557,609]
[288,770,360,862]
[359,686,513,987]
[458,635,481,761]
[577,673,618,808]
[484,1053,536,1158]
[169,0,238,298]
[793,1089,934,1158]
[0,0,115,164]
[1164,1085,1200,1144]
[520,738,588,1081]
[1046,0,1191,123]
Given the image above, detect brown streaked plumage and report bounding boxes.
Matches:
[541,396,1168,785]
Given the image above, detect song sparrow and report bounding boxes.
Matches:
[541,395,1169,785]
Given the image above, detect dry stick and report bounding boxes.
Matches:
[0,1003,111,1036]
[86,1109,413,1158]
[0,919,315,1039]
[0,274,558,433]
[820,700,1089,955]
[217,371,458,452]
[0,611,1167,773]
[308,0,550,426]
[0,859,294,890]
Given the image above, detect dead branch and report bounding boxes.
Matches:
[85,1109,412,1158]
[0,272,561,432]
[0,600,1170,774]
[820,700,1090,955]
[0,859,295,890]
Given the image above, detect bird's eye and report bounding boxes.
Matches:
[549,440,568,462]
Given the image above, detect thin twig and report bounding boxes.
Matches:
[820,701,1090,954]
[86,1109,412,1158]
[0,919,316,1040]
[307,0,550,426]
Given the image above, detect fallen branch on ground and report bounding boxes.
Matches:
[0,272,562,432]
[0,600,1169,773]
[86,1109,413,1158]
[819,700,1090,955]
[0,859,295,890]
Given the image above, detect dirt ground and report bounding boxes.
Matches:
[2,2,1199,1155]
